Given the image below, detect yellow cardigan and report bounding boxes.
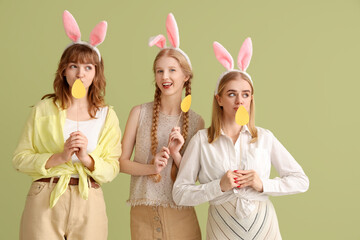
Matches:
[13,98,121,207]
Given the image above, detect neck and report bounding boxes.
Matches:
[221,114,242,137]
[159,92,182,115]
[70,96,89,109]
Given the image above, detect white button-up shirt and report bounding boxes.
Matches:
[173,126,309,218]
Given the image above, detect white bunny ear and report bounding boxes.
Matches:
[166,13,180,48]
[63,10,81,42]
[89,21,107,47]
[149,34,166,48]
[237,37,252,71]
[213,41,234,70]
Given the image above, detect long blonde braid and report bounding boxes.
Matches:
[170,80,191,181]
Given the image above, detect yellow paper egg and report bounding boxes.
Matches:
[71,79,86,99]
[235,106,249,126]
[180,95,192,113]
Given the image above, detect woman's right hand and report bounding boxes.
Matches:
[62,135,80,161]
[45,137,79,169]
[220,170,241,192]
[153,147,170,174]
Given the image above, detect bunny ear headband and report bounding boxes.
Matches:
[63,10,107,61]
[148,13,192,68]
[213,38,253,95]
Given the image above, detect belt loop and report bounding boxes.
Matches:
[49,177,54,188]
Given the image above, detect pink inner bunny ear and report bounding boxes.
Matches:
[237,37,253,71]
[63,10,81,42]
[213,42,234,70]
[166,13,180,48]
[89,21,107,47]
[149,35,166,48]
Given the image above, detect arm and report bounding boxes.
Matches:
[261,131,309,196]
[84,108,122,183]
[170,116,205,167]
[119,106,159,176]
[13,107,53,176]
[172,132,224,206]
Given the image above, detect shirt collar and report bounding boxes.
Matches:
[220,125,252,137]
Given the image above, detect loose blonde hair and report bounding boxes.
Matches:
[207,71,258,143]
[151,48,192,181]
[42,44,106,118]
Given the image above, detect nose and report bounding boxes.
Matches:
[235,95,242,105]
[162,70,169,80]
[76,67,85,78]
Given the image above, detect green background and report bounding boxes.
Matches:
[1,0,359,239]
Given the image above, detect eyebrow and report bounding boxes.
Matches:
[226,89,251,93]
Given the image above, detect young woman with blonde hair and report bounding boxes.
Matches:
[119,14,203,240]
[173,39,309,239]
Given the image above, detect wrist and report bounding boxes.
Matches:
[171,152,182,167]
[151,164,159,174]
[80,154,95,171]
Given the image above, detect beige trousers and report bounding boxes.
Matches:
[20,181,108,240]
[130,205,201,240]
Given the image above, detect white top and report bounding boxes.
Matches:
[173,126,309,218]
[63,107,108,177]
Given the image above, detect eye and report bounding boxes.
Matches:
[170,68,176,72]
[156,70,163,73]
[69,64,77,69]
[242,93,249,98]
[85,66,92,71]
[228,93,236,97]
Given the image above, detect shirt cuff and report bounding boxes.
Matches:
[261,178,277,194]
[35,153,53,176]
[205,179,224,201]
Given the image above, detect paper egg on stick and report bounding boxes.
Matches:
[71,79,86,99]
[180,95,191,113]
[235,106,249,126]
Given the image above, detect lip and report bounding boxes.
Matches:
[162,82,173,89]
[234,107,240,111]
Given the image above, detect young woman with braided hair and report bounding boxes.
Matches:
[119,48,204,239]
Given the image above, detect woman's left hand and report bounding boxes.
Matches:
[168,127,184,156]
[234,170,263,192]
[69,131,94,170]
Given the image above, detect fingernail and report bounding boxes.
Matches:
[237,186,241,188]
[234,170,238,173]
[235,180,238,183]
[234,178,238,180]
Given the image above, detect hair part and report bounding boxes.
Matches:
[150,48,193,181]
[42,44,106,118]
[207,71,258,143]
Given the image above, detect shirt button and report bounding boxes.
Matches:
[154,216,159,221]
[156,227,161,232]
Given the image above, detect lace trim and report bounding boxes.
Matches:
[127,198,192,209]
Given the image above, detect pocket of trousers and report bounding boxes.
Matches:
[27,182,46,197]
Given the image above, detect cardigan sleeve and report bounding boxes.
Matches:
[85,108,121,184]
[261,131,309,196]
[173,132,224,206]
[12,106,51,177]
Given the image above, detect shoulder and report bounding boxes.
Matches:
[188,110,205,129]
[191,129,208,143]
[255,126,275,140]
[33,98,60,116]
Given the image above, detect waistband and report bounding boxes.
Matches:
[36,177,100,189]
